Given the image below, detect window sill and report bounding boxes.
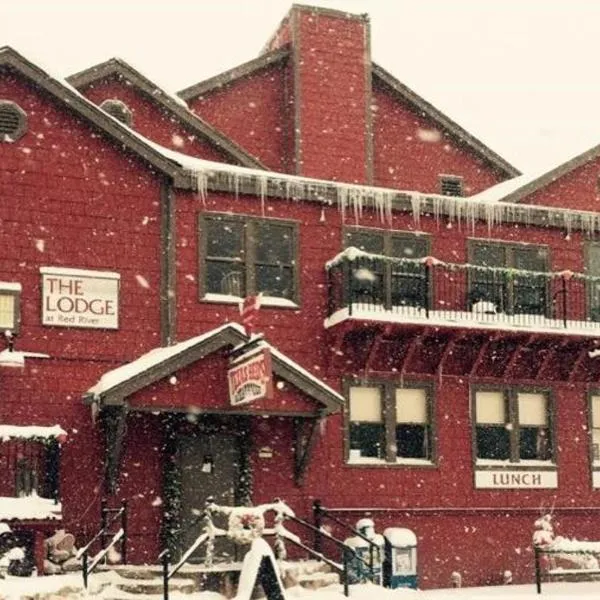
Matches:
[475,459,556,469]
[201,293,299,309]
[347,456,435,468]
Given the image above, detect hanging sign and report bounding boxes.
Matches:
[228,346,273,406]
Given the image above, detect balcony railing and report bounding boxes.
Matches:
[325,248,600,335]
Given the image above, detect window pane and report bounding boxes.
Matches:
[390,236,428,259]
[396,388,427,423]
[519,427,551,460]
[255,223,294,264]
[396,424,429,459]
[513,247,547,272]
[593,429,600,461]
[345,231,384,254]
[513,275,546,315]
[351,259,385,305]
[255,265,293,299]
[476,425,510,459]
[476,391,505,424]
[350,423,385,458]
[472,244,505,268]
[205,219,244,258]
[593,396,600,428]
[588,245,600,276]
[0,294,15,329]
[518,393,548,426]
[349,387,382,422]
[206,261,245,296]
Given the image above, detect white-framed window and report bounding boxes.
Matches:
[474,387,553,463]
[0,282,21,331]
[590,394,600,465]
[347,381,433,464]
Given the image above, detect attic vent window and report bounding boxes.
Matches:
[439,175,464,197]
[0,100,28,143]
[100,99,133,127]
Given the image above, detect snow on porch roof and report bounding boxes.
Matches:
[83,322,343,415]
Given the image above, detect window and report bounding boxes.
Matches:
[100,99,133,126]
[590,394,600,464]
[0,100,27,143]
[469,240,548,315]
[439,175,464,197]
[344,228,430,309]
[0,283,20,331]
[586,243,600,321]
[200,214,298,302]
[473,388,553,463]
[347,381,434,464]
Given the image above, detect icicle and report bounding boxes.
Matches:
[410,193,422,228]
[563,212,573,238]
[258,175,268,216]
[195,170,208,205]
[337,186,348,222]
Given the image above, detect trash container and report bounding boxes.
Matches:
[383,527,417,589]
[344,518,385,585]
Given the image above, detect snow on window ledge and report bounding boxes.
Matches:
[475,458,556,468]
[201,293,299,309]
[0,494,62,521]
[347,456,434,467]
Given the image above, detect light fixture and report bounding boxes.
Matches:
[201,454,214,474]
[0,330,24,368]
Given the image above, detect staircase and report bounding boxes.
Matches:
[94,559,339,599]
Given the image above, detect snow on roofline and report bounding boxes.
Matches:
[86,322,246,398]
[145,140,600,236]
[0,425,67,441]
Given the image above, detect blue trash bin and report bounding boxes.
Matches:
[383,527,418,589]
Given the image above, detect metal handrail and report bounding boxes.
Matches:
[79,500,128,588]
[313,500,382,577]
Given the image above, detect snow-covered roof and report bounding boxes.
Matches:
[86,322,246,398]
[85,322,343,414]
[0,425,66,441]
[0,494,62,521]
[383,527,417,547]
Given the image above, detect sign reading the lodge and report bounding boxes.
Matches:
[475,470,557,489]
[228,346,273,406]
[41,267,120,329]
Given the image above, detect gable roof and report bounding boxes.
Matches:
[471,141,600,205]
[372,63,521,180]
[84,322,343,415]
[0,46,193,189]
[67,58,267,170]
[177,47,290,102]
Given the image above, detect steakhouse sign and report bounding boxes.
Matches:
[228,347,273,406]
[41,267,120,329]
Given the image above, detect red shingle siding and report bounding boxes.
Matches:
[373,86,505,194]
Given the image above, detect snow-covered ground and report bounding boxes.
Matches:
[2,575,600,600]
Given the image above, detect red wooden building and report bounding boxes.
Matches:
[1,3,600,589]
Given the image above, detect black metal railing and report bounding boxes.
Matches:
[534,544,600,594]
[313,500,382,583]
[78,500,128,588]
[326,249,600,332]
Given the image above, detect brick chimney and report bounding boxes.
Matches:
[266,4,372,184]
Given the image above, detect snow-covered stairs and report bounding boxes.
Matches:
[281,560,340,590]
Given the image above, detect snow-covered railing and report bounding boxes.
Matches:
[326,248,600,335]
[534,540,600,594]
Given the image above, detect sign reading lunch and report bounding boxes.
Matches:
[228,347,273,406]
[41,267,120,329]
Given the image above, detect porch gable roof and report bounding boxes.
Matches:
[83,322,343,415]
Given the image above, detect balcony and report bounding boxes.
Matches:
[326,248,600,337]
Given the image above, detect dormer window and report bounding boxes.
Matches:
[0,100,28,143]
[100,99,133,127]
[439,175,464,197]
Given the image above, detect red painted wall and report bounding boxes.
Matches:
[372,86,506,194]
[187,62,292,172]
[78,77,234,163]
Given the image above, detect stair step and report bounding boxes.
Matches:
[115,576,196,595]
